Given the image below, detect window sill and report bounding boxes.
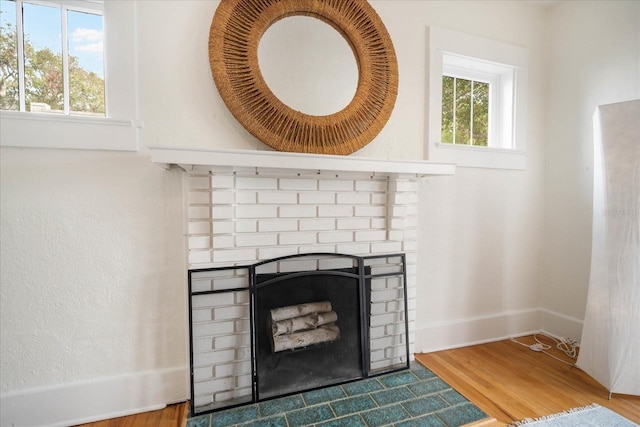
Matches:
[0,111,139,152]
[429,141,527,170]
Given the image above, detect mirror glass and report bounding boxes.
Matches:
[258,16,358,116]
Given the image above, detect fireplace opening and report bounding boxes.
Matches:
[255,267,366,399]
[188,253,409,416]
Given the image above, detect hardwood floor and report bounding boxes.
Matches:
[416,335,640,426]
[79,336,640,426]
[75,402,189,427]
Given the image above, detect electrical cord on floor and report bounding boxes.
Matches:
[509,333,579,366]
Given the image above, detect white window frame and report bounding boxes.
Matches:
[0,0,139,151]
[427,26,528,170]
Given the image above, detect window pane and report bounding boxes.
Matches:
[23,2,63,113]
[441,76,454,143]
[472,81,489,146]
[0,0,19,110]
[455,78,472,145]
[68,9,104,115]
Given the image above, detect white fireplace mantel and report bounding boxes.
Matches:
[149,146,456,177]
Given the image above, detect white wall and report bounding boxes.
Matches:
[541,1,640,340]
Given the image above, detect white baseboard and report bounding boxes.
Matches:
[0,366,189,427]
[540,308,584,342]
[415,308,542,353]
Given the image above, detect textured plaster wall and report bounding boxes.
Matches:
[0,149,186,391]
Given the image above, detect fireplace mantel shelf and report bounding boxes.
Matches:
[149,146,456,177]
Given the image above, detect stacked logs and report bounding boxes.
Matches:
[269,301,340,352]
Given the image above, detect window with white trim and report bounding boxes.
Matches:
[1,0,105,115]
[0,0,139,151]
[427,27,528,170]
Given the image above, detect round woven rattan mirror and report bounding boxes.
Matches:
[209,0,398,155]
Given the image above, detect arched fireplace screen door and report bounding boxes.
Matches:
[188,253,409,416]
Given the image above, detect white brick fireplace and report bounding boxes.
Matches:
[150,146,455,409]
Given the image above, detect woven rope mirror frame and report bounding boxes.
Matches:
[209,0,398,155]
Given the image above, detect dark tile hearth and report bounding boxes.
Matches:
[186,363,488,427]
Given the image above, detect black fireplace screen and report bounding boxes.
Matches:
[187,253,409,416]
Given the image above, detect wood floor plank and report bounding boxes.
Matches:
[416,337,640,425]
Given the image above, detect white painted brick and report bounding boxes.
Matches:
[393,180,418,192]
[279,232,317,245]
[212,190,234,205]
[213,235,234,248]
[193,366,213,381]
[279,178,317,191]
[212,220,234,234]
[193,395,213,408]
[370,312,398,327]
[193,338,214,353]
[299,192,335,204]
[236,346,251,360]
[234,292,249,304]
[337,193,369,205]
[319,180,354,191]
[371,241,402,254]
[389,218,405,229]
[387,230,404,241]
[370,218,387,229]
[236,191,256,204]
[214,304,250,320]
[236,205,277,219]
[235,318,250,332]
[318,205,352,217]
[193,348,235,365]
[212,205,234,220]
[192,321,235,338]
[259,191,297,204]
[259,219,298,232]
[354,206,386,217]
[385,345,407,359]
[236,233,278,247]
[236,176,277,190]
[371,193,387,205]
[189,221,211,235]
[189,191,210,204]
[193,292,235,308]
[235,220,257,233]
[406,205,418,216]
[300,218,335,231]
[370,350,385,364]
[403,227,418,239]
[192,309,213,322]
[389,205,407,217]
[299,244,336,254]
[189,250,211,265]
[355,180,387,192]
[337,218,369,230]
[355,230,386,242]
[370,336,394,351]
[257,247,297,260]
[210,174,234,189]
[215,361,251,377]
[189,206,211,220]
[215,388,252,403]
[215,333,250,349]
[318,257,355,270]
[392,192,418,205]
[279,205,316,218]
[278,258,318,273]
[191,279,213,293]
[213,249,256,263]
[336,243,370,255]
[188,176,210,190]
[318,231,353,243]
[372,288,404,303]
[236,374,252,388]
[190,236,211,250]
[195,377,235,395]
[403,240,417,252]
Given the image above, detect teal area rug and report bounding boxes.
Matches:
[507,403,639,427]
[187,363,488,427]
